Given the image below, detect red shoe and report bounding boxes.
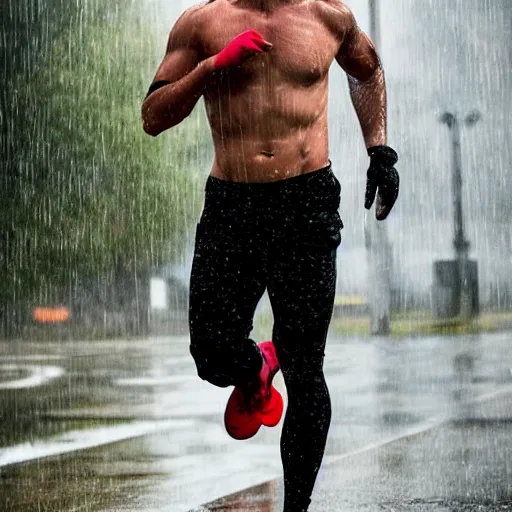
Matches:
[224,341,284,440]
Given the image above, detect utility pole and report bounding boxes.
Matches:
[369,0,381,49]
[366,0,393,335]
[439,110,481,319]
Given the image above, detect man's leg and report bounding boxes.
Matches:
[189,218,267,388]
[267,167,342,511]
[268,245,337,511]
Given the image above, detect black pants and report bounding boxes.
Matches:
[189,161,343,511]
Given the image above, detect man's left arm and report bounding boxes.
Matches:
[336,18,385,148]
[336,12,399,220]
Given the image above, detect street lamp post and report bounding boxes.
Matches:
[369,0,381,48]
[366,0,392,335]
[440,110,481,318]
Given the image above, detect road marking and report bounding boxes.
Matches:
[0,419,196,467]
[0,364,65,389]
[325,382,512,466]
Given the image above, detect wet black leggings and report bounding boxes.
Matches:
[189,162,343,511]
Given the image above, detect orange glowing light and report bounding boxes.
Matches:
[33,307,70,324]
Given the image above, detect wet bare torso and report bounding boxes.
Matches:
[196,0,344,182]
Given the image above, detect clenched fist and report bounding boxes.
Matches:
[364,145,400,221]
[214,29,273,70]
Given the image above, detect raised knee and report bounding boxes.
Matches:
[189,341,262,388]
[189,344,233,387]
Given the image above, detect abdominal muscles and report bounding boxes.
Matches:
[205,75,331,182]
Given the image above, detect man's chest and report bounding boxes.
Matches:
[200,8,341,86]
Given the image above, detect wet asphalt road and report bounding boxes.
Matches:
[0,331,511,511]
[201,391,512,511]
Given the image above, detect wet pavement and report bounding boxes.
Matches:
[200,391,512,511]
[0,331,511,511]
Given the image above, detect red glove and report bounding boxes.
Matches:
[214,29,272,70]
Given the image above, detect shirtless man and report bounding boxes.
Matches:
[141,1,399,510]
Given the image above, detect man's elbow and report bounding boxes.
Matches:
[141,105,186,136]
[142,108,171,137]
[349,54,382,83]
[143,117,182,137]
[361,57,382,82]
[141,103,159,136]
[142,120,161,137]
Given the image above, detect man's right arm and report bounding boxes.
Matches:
[141,8,215,137]
[142,8,272,138]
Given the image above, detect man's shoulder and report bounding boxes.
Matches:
[314,0,353,19]
[175,1,220,24]
[313,0,355,37]
[176,1,213,22]
[171,1,218,39]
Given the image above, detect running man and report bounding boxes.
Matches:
[141,1,399,510]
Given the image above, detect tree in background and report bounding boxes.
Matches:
[1,4,209,325]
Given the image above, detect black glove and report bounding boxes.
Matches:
[364,145,399,221]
